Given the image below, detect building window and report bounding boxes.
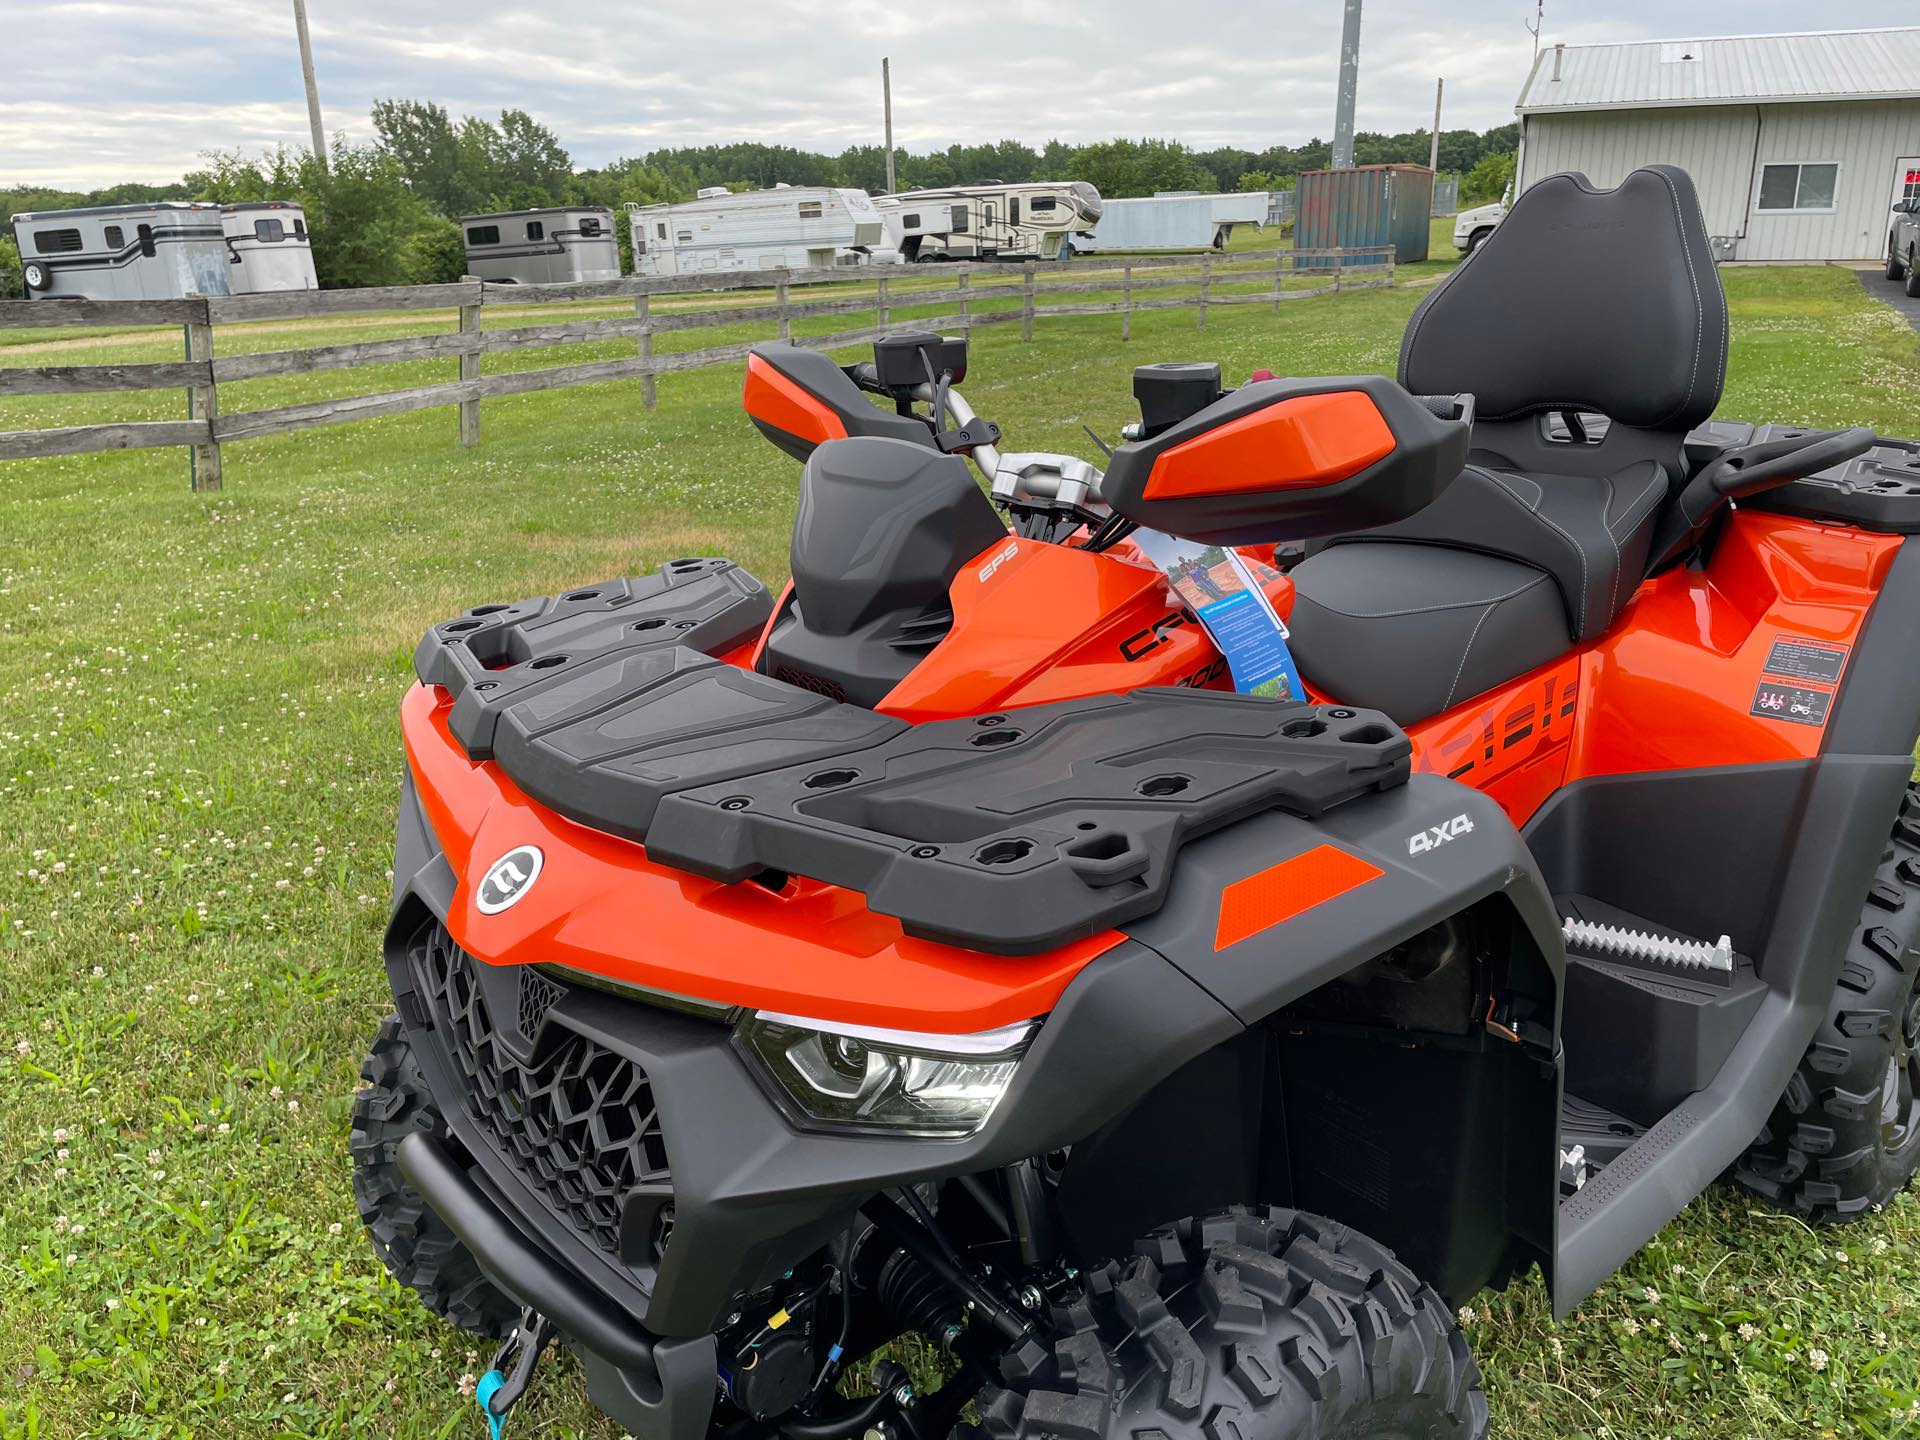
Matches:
[466,225,501,246]
[902,212,921,228]
[1757,162,1839,213]
[34,228,83,253]
[526,220,545,241]
[950,204,970,233]
[1009,197,1021,225]
[1030,195,1057,212]
[254,218,287,242]
[579,216,602,236]
[293,218,307,238]
[104,225,125,248]
[798,201,823,219]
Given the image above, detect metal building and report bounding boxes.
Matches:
[1517,28,1920,262]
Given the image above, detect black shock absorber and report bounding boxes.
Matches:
[875,1249,965,1351]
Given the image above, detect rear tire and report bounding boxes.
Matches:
[977,1207,1486,1440]
[350,1015,518,1336]
[1905,256,1920,299]
[21,260,50,292]
[1736,784,1920,1220]
[1887,240,1907,281]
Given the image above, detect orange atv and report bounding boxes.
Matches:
[353,166,1920,1440]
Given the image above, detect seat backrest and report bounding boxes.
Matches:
[1399,165,1727,476]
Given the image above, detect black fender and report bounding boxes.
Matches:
[1116,774,1567,1300]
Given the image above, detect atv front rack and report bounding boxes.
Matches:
[417,563,1412,954]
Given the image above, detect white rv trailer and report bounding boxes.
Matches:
[220,201,317,292]
[1074,191,1270,253]
[626,186,887,276]
[875,182,1103,262]
[461,206,621,285]
[12,202,232,301]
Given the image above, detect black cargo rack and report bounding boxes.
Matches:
[417,563,1413,954]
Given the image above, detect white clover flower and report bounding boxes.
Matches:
[1738,1323,1758,1342]
[1809,1349,1829,1372]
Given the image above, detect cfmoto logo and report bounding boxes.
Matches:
[1408,815,1474,856]
[476,845,543,914]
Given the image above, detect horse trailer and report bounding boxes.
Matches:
[1073,191,1270,253]
[461,207,621,285]
[626,186,886,276]
[12,202,232,300]
[221,201,317,293]
[875,181,1103,262]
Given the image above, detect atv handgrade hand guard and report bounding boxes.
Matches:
[1101,375,1474,545]
[414,571,1413,954]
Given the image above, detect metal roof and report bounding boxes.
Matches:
[1518,27,1920,114]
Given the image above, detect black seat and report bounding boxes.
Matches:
[1289,165,1728,724]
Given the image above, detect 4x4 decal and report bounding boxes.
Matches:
[1408,815,1474,856]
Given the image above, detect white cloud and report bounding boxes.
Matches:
[1,0,1913,187]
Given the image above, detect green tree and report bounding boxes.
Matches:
[372,98,491,215]
[1462,150,1515,205]
[0,232,20,297]
[398,215,468,284]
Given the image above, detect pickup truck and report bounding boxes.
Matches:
[1886,199,1920,296]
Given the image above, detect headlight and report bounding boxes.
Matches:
[735,1012,1036,1138]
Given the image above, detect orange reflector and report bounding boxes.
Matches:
[1144,391,1396,499]
[1213,844,1385,951]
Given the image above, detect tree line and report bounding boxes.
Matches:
[1,101,1519,293]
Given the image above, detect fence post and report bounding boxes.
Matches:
[1198,252,1211,329]
[1021,260,1036,342]
[1333,246,1344,294]
[1386,246,1396,287]
[1122,262,1133,342]
[636,288,656,411]
[458,275,482,449]
[1274,250,1285,314]
[777,270,792,342]
[877,274,890,329]
[958,265,971,337]
[183,293,221,492]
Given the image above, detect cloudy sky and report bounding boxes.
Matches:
[4,2,1916,188]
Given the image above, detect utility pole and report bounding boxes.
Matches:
[882,58,896,193]
[292,0,328,168]
[1428,77,1443,171]
[1331,0,1363,170]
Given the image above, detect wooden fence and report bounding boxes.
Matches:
[0,246,1394,491]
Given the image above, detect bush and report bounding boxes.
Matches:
[400,217,468,284]
[0,233,19,297]
[1462,151,1515,206]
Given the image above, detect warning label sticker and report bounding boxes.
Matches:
[1751,682,1834,728]
[1763,637,1849,685]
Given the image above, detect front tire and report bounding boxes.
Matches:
[350,1015,518,1336]
[1737,784,1920,1219]
[978,1207,1486,1440]
[1464,227,1492,255]
[1904,255,1920,299]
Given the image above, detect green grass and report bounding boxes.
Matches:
[3,264,1920,1440]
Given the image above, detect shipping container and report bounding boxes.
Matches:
[1294,164,1433,267]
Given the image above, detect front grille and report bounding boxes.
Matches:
[411,923,670,1257]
